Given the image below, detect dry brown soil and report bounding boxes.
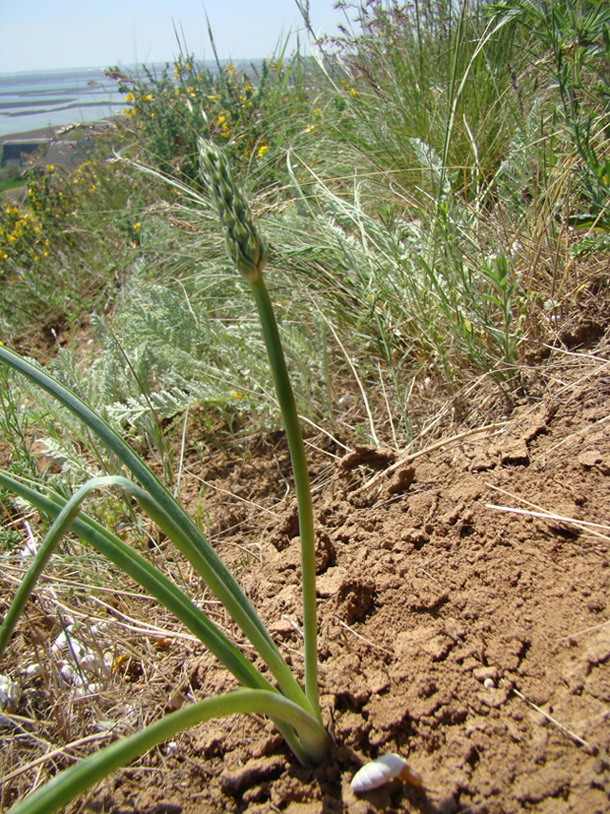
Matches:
[2,339,610,814]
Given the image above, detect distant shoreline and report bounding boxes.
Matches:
[0,124,71,143]
[0,119,115,145]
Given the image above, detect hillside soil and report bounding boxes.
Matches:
[2,330,610,813]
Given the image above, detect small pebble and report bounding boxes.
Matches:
[74,682,103,697]
[0,674,21,713]
[483,677,495,689]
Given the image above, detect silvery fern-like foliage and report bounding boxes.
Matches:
[83,257,330,434]
[103,388,192,428]
[37,436,102,483]
[496,97,545,211]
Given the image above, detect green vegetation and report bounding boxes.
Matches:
[0,163,26,195]
[1,0,610,809]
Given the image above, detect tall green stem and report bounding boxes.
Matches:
[250,278,320,722]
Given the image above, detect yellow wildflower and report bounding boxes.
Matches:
[125,91,135,102]
[46,164,55,173]
[133,222,141,231]
[217,115,226,127]
[256,144,268,158]
[230,390,245,399]
[349,87,358,98]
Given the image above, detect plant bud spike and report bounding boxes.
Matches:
[198,138,266,284]
[350,753,422,794]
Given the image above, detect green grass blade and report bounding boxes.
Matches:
[0,476,127,660]
[0,346,310,713]
[8,689,328,814]
[0,470,311,763]
[0,471,269,692]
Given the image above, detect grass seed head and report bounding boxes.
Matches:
[198,139,266,283]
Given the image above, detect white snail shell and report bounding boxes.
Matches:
[350,753,422,794]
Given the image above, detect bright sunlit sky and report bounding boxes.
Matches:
[0,0,349,73]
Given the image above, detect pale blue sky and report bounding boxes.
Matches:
[0,0,348,73]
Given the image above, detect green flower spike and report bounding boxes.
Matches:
[199,139,267,282]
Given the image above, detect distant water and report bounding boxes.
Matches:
[0,61,249,139]
[0,66,146,139]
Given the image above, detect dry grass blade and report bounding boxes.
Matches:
[486,504,610,543]
[486,483,610,544]
[1,732,114,786]
[512,689,597,755]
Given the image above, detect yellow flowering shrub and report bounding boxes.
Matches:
[106,51,309,184]
[0,159,83,274]
[0,202,47,272]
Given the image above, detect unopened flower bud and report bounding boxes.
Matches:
[199,139,267,283]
